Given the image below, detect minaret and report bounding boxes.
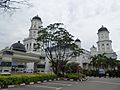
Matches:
[97,25,113,53]
[97,25,117,59]
[90,45,97,56]
[23,15,42,52]
[75,39,81,48]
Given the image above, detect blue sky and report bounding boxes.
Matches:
[0,0,120,59]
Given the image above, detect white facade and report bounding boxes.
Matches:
[23,15,46,73]
[23,15,42,52]
[22,16,117,72]
[96,26,117,59]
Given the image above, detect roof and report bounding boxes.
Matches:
[75,39,81,42]
[10,41,26,52]
[32,15,42,21]
[98,25,109,33]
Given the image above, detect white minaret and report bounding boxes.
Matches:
[90,45,97,56]
[97,25,113,53]
[75,39,81,48]
[23,15,42,52]
[97,25,117,59]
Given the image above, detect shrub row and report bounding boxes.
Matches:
[0,74,57,88]
[82,70,99,77]
[64,73,86,80]
[106,70,120,77]
[82,69,120,77]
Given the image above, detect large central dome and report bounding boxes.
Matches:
[10,41,26,52]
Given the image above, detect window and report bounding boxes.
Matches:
[102,48,105,50]
[4,70,9,72]
[41,70,44,72]
[34,25,36,28]
[101,34,104,39]
[102,44,104,46]
[107,44,109,46]
[1,62,11,67]
[27,44,28,49]
[30,43,31,48]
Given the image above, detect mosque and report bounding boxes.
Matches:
[0,15,117,75]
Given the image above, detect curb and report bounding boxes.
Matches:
[20,83,25,86]
[0,77,87,89]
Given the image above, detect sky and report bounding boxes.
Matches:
[0,0,120,59]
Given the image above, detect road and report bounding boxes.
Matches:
[3,77,120,90]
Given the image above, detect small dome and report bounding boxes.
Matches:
[10,41,26,52]
[32,15,42,21]
[92,45,96,49]
[75,39,81,42]
[98,25,109,33]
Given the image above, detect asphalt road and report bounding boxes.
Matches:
[3,77,120,90]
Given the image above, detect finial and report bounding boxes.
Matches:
[102,25,104,28]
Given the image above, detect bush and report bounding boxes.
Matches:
[82,69,99,77]
[64,73,85,80]
[0,74,57,88]
[106,70,120,77]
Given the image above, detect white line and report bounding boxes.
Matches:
[27,85,62,90]
[89,81,120,85]
[43,82,72,86]
[54,81,78,84]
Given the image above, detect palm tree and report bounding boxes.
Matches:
[90,55,98,69]
[90,54,109,70]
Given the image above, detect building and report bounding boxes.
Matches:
[0,15,117,74]
[90,25,117,59]
[0,41,44,75]
[23,16,117,72]
[0,16,45,75]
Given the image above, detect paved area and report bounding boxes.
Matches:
[2,77,120,90]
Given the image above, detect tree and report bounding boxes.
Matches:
[90,54,117,70]
[66,62,81,73]
[90,55,98,69]
[0,0,31,13]
[36,23,83,75]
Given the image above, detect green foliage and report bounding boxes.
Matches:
[64,73,85,80]
[0,74,57,88]
[106,70,120,77]
[66,62,81,73]
[90,54,117,69]
[36,23,83,75]
[82,69,120,77]
[82,69,99,77]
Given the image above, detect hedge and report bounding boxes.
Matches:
[82,69,120,77]
[64,73,86,80]
[0,74,57,88]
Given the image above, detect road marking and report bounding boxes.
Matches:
[43,82,72,86]
[27,85,62,90]
[89,81,120,85]
[54,81,78,84]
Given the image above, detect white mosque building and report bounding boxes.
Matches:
[23,15,117,72]
[0,15,117,74]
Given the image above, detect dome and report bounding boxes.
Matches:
[98,25,109,33]
[32,15,42,21]
[75,39,81,42]
[10,41,26,52]
[92,45,96,49]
